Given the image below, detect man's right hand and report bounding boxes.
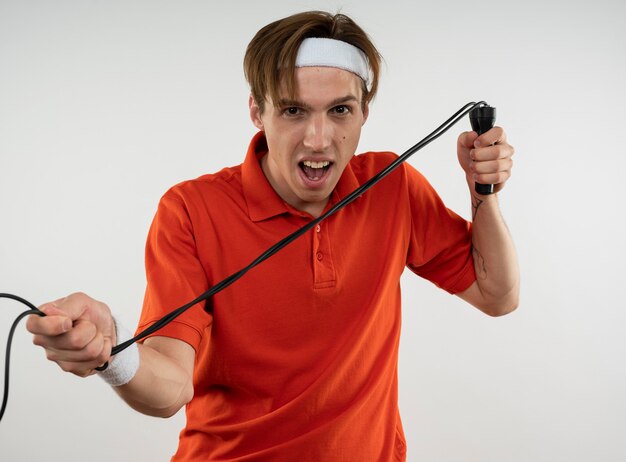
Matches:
[26,292,195,417]
[26,292,115,377]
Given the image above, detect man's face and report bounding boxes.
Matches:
[249,67,368,217]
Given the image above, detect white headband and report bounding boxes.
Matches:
[295,37,370,87]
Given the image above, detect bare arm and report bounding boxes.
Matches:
[455,128,520,316]
[26,292,195,418]
[114,336,194,417]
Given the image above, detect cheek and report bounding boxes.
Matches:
[341,127,361,149]
[271,140,297,170]
[339,123,360,143]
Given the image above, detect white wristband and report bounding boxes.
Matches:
[97,317,140,387]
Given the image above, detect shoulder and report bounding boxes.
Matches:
[156,164,245,219]
[170,164,242,197]
[162,164,242,202]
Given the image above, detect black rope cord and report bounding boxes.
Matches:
[0,101,488,423]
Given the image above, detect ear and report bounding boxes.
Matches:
[249,95,264,130]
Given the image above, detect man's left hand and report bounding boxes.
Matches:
[457,127,515,195]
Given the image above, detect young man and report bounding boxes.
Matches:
[27,11,518,461]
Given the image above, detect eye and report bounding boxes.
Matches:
[331,105,351,115]
[283,107,302,117]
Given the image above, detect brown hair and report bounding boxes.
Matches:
[244,11,382,113]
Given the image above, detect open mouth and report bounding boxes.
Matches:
[299,160,332,182]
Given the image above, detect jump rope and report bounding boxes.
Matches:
[0,101,496,423]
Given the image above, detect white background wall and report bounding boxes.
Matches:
[1,0,624,460]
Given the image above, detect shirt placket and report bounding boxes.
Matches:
[312,222,336,289]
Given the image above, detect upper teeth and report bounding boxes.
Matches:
[303,160,330,168]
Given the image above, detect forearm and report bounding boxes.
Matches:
[469,192,519,315]
[113,338,194,418]
[27,293,195,417]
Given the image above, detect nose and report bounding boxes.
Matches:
[303,114,332,152]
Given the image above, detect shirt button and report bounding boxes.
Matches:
[316,225,321,233]
[316,252,323,261]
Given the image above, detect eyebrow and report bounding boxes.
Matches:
[277,95,360,110]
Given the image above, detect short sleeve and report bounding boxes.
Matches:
[404,163,476,294]
[136,186,213,351]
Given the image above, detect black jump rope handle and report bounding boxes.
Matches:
[469,105,496,195]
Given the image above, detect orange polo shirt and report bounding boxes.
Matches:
[137,132,476,461]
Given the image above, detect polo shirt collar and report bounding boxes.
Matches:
[242,132,289,222]
[242,131,361,222]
